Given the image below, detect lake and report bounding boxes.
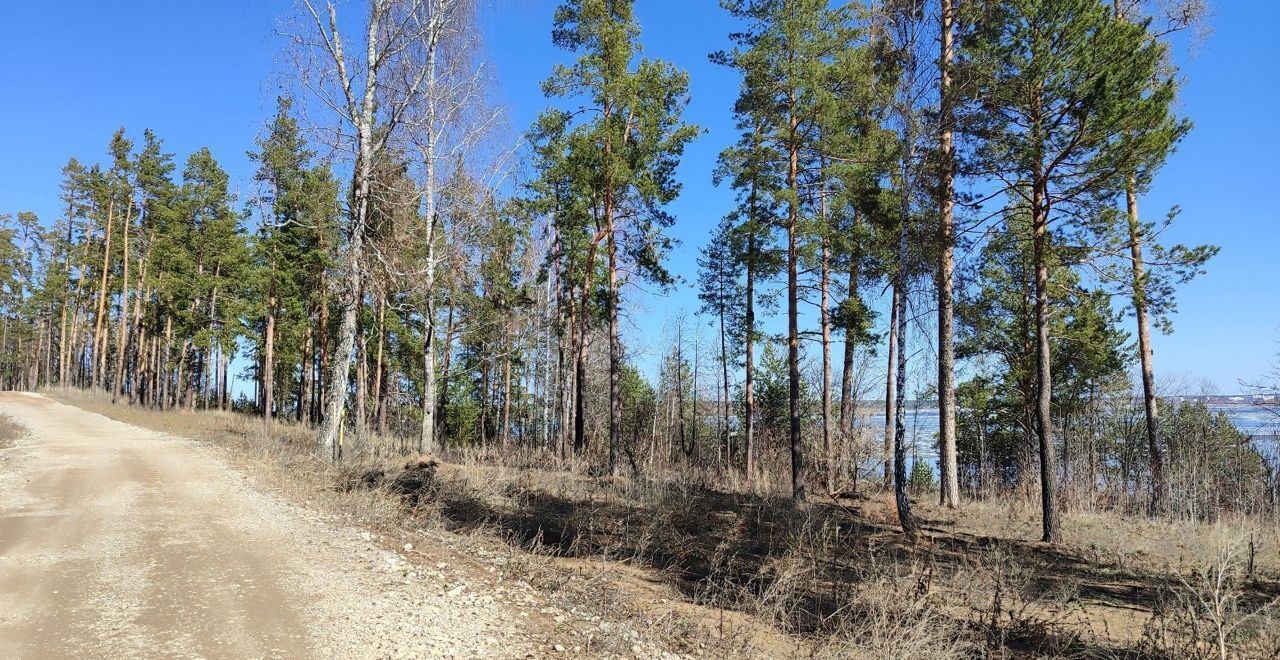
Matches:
[856,403,1278,460]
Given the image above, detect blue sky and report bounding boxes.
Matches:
[1,0,1276,394]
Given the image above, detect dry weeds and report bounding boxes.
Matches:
[0,412,22,450]
[46,389,1280,659]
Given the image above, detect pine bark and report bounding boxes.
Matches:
[372,294,386,434]
[91,198,116,390]
[786,88,805,502]
[300,323,314,424]
[1127,179,1166,514]
[821,236,834,497]
[718,292,731,465]
[839,211,861,492]
[110,205,131,403]
[264,295,276,426]
[607,226,622,475]
[1032,176,1061,543]
[502,326,514,450]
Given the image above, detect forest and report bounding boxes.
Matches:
[1,0,1278,656]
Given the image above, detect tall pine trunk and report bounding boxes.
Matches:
[691,337,699,457]
[91,197,115,390]
[1127,179,1165,514]
[501,325,514,450]
[607,227,622,475]
[160,313,175,409]
[839,211,861,492]
[786,91,805,502]
[821,235,834,497]
[219,350,229,411]
[1113,0,1164,521]
[111,200,132,403]
[354,286,368,442]
[264,295,276,427]
[1032,177,1061,543]
[719,296,730,466]
[372,294,386,435]
[300,323,314,424]
[744,236,757,482]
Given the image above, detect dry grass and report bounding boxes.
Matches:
[44,388,1280,659]
[385,454,1280,658]
[44,390,786,656]
[1138,536,1280,660]
[0,412,23,449]
[927,496,1280,576]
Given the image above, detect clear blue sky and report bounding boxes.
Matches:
[1,1,1276,394]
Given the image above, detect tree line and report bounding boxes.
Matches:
[3,0,1270,545]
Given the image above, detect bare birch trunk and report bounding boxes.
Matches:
[937,0,960,509]
[264,295,276,427]
[316,1,383,462]
[893,140,917,537]
[884,292,898,488]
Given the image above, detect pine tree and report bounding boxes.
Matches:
[956,212,1130,501]
[711,123,783,481]
[697,217,745,465]
[126,130,179,406]
[248,97,317,428]
[52,159,91,388]
[1110,0,1216,516]
[170,148,248,411]
[535,0,697,475]
[717,0,861,501]
[963,0,1185,541]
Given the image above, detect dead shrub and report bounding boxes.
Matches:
[1141,535,1280,660]
[387,459,440,506]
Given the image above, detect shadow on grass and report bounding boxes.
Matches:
[359,459,1239,657]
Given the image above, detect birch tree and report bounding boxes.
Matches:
[289,0,443,460]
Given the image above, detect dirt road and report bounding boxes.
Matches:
[0,393,536,659]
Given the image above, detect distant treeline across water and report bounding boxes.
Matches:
[856,403,1278,459]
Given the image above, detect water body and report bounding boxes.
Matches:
[857,404,1278,461]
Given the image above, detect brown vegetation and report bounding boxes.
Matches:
[51,390,1280,658]
[0,412,21,449]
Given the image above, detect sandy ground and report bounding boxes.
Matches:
[0,392,541,659]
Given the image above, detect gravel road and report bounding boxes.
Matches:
[0,392,543,659]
